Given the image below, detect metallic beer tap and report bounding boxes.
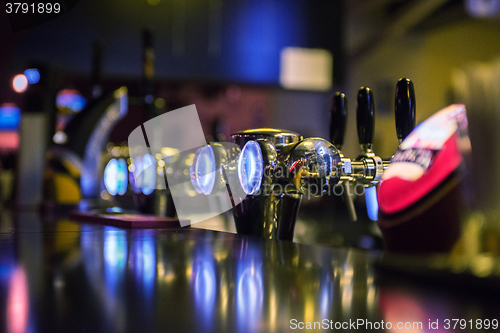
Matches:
[333,80,416,220]
[230,129,307,241]
[335,79,416,186]
[352,87,385,185]
[190,78,417,241]
[330,88,385,193]
[332,87,384,221]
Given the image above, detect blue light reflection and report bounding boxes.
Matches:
[103,227,128,293]
[236,245,264,332]
[192,247,217,330]
[132,232,156,300]
[365,186,379,221]
[320,269,335,318]
[141,154,156,195]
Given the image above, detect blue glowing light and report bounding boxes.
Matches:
[0,105,21,130]
[195,145,216,195]
[103,227,127,292]
[320,270,334,318]
[0,241,16,278]
[104,159,119,196]
[194,258,216,313]
[106,207,123,213]
[192,248,217,331]
[223,0,302,83]
[56,90,87,112]
[236,246,263,331]
[237,266,263,313]
[80,224,102,282]
[141,154,156,195]
[190,147,203,194]
[104,158,128,196]
[133,234,156,299]
[23,69,40,84]
[238,141,263,195]
[116,159,128,195]
[141,239,156,288]
[365,186,379,221]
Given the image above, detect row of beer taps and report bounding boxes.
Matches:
[329,78,416,221]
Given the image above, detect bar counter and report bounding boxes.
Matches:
[0,211,498,332]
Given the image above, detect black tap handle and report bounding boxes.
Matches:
[356,87,375,146]
[395,78,416,142]
[329,92,347,148]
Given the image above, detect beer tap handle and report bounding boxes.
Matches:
[329,92,357,221]
[356,87,380,221]
[330,92,347,150]
[356,87,375,152]
[395,78,416,144]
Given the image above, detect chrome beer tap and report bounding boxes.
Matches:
[329,87,384,222]
[189,78,417,241]
[331,80,416,220]
[352,87,385,185]
[336,79,416,187]
[228,123,368,240]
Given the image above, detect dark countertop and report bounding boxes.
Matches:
[0,210,499,332]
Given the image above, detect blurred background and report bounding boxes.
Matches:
[1,0,500,247]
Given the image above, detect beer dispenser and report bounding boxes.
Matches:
[190,78,416,241]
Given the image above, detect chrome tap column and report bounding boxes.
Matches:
[230,129,342,241]
[231,129,301,240]
[187,79,418,243]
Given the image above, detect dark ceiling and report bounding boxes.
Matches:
[0,0,494,103]
[1,0,342,79]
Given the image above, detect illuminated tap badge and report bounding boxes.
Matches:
[128,105,248,226]
[391,148,435,170]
